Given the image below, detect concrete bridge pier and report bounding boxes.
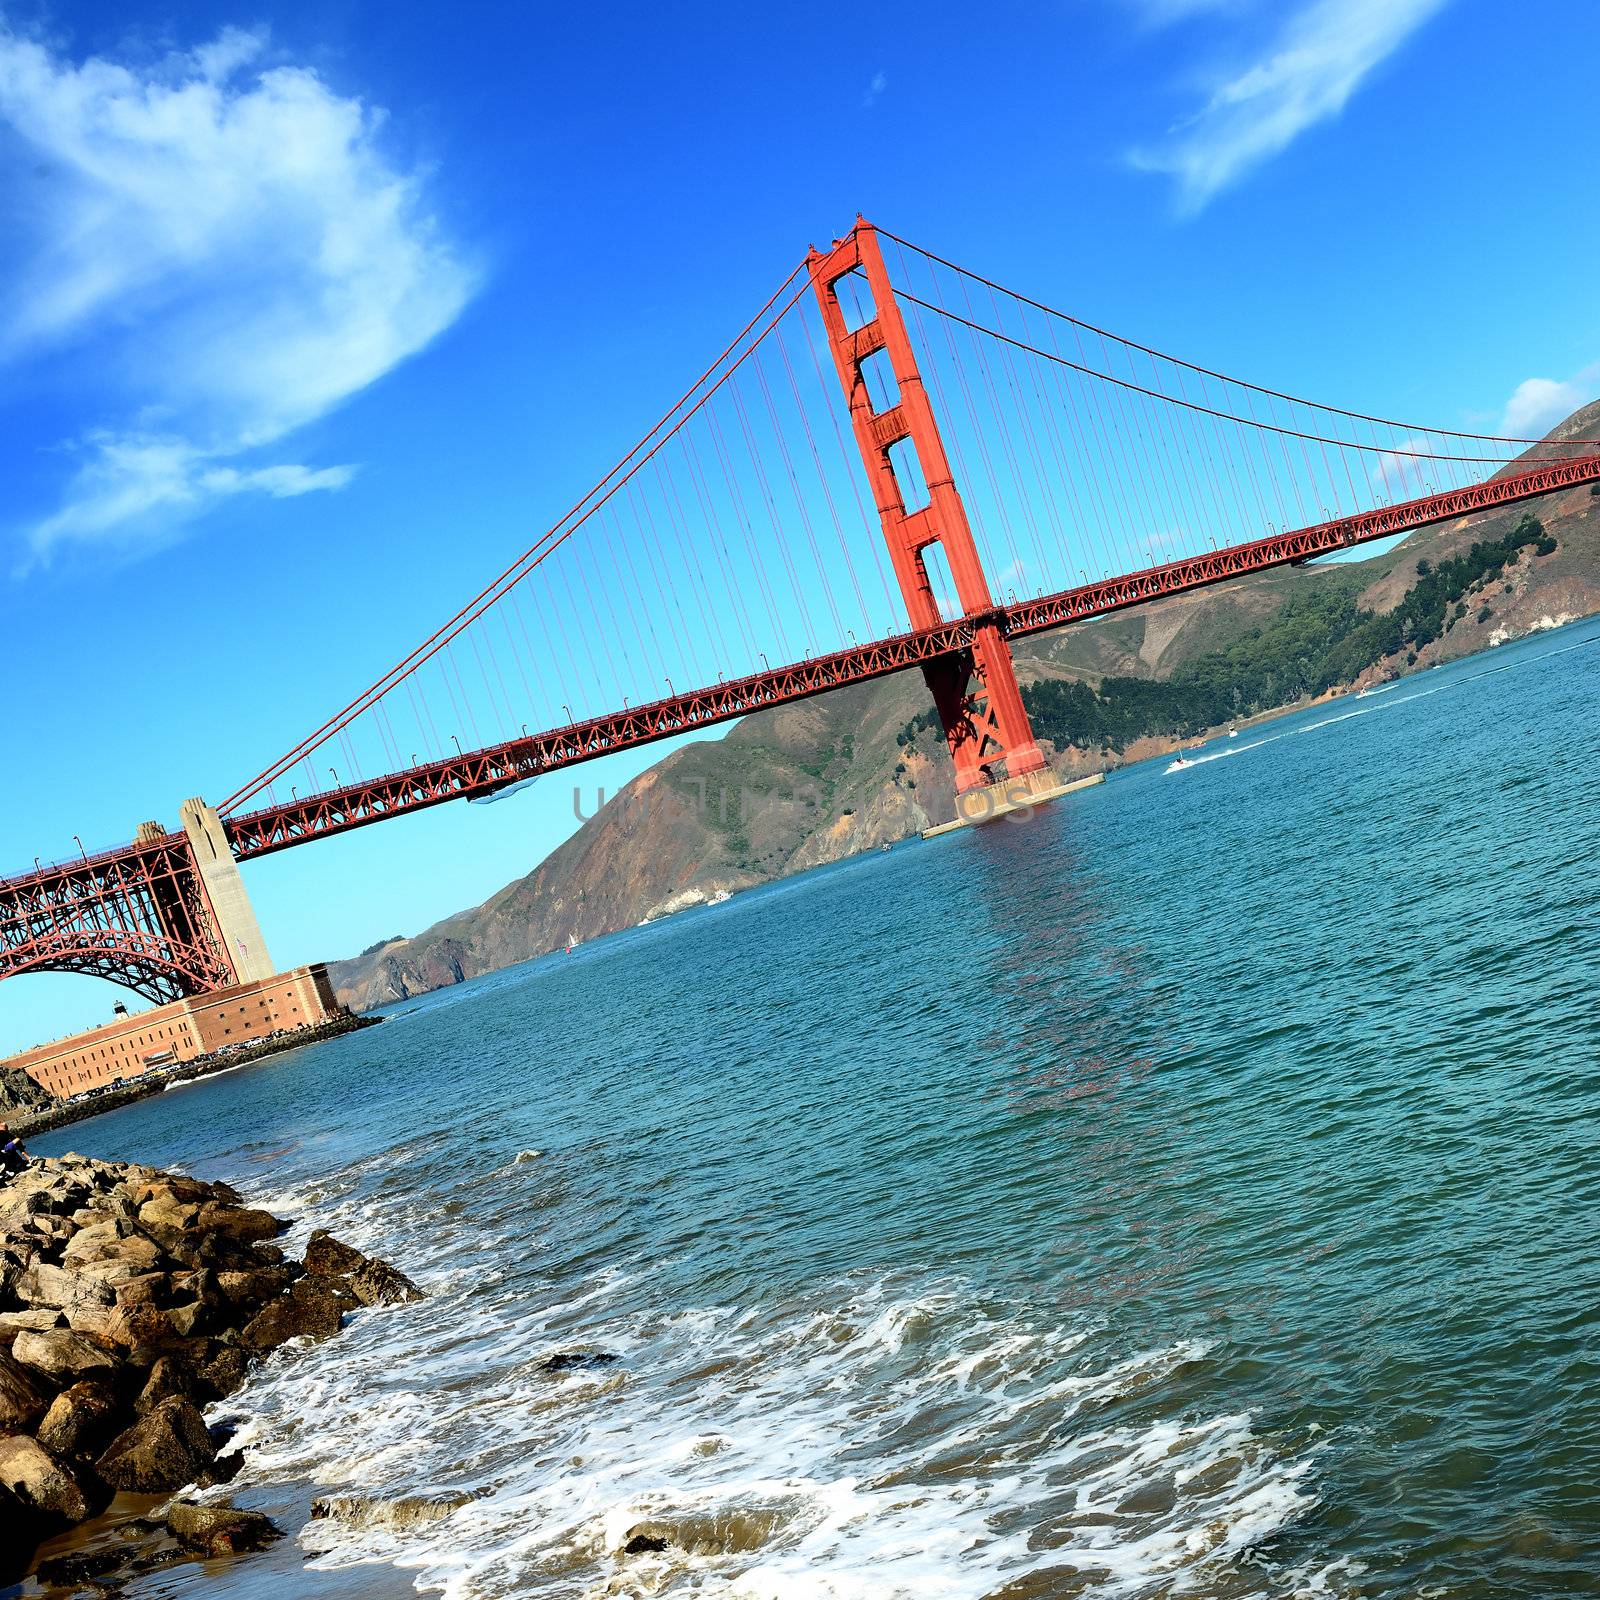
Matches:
[179,798,275,985]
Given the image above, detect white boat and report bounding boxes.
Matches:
[564,934,576,954]
[1227,726,1238,738]
[1165,755,1191,774]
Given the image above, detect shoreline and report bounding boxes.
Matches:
[0,1154,421,1591]
[11,1014,378,1140]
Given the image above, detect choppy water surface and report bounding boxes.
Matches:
[31,619,1600,1600]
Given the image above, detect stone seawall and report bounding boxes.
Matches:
[0,1154,419,1587]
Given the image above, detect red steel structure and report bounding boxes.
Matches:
[5,219,1600,1003]
[1,833,239,1003]
[808,224,1046,792]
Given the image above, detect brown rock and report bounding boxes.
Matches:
[303,1229,365,1276]
[0,1433,88,1529]
[165,1299,209,1338]
[166,1500,281,1554]
[11,1327,117,1383]
[138,1192,203,1232]
[239,1280,344,1351]
[215,1266,293,1310]
[36,1380,120,1461]
[198,1345,251,1401]
[196,1202,280,1244]
[0,1309,64,1335]
[0,1349,54,1431]
[349,1258,424,1307]
[112,1271,174,1309]
[95,1396,216,1492]
[15,1262,113,1314]
[134,1355,196,1416]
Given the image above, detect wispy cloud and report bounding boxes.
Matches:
[1128,0,1451,213]
[0,24,479,559]
[1499,367,1600,439]
[862,69,887,109]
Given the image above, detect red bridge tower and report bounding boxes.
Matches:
[809,219,1047,796]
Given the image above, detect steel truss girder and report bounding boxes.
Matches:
[0,836,234,1001]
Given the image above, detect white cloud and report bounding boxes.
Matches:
[0,24,479,557]
[863,69,887,109]
[1499,369,1599,439]
[1129,0,1451,213]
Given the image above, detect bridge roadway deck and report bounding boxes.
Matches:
[219,454,1600,860]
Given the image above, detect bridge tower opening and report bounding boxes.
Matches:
[808,219,1047,795]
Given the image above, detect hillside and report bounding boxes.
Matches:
[330,406,1600,1011]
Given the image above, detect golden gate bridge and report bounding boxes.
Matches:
[6,219,1598,1002]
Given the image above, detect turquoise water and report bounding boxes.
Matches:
[28,617,1600,1600]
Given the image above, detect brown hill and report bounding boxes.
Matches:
[330,408,1600,1011]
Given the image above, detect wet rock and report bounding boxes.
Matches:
[538,1349,620,1373]
[623,1531,669,1554]
[36,1379,120,1461]
[197,1345,251,1400]
[303,1228,366,1276]
[2,1154,417,1577]
[34,1546,129,1586]
[349,1257,424,1307]
[239,1278,345,1350]
[0,1433,89,1529]
[166,1500,280,1554]
[215,1265,293,1310]
[11,1326,118,1382]
[309,1489,477,1529]
[96,1396,217,1491]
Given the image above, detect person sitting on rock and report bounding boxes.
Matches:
[0,1123,30,1175]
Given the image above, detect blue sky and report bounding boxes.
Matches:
[3,0,1597,1049]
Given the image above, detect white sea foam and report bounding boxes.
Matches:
[212,1187,1332,1600]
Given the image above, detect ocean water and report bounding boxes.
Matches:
[24,616,1600,1600]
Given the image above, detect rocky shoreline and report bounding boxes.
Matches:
[1,1154,419,1590]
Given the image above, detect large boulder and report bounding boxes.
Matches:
[0,1433,88,1530]
[36,1380,119,1462]
[197,1345,251,1401]
[0,1309,64,1336]
[137,1191,203,1233]
[95,1396,216,1492]
[14,1262,114,1315]
[215,1266,293,1311]
[166,1500,281,1554]
[11,1328,117,1384]
[349,1258,424,1307]
[239,1280,344,1351]
[134,1355,196,1416]
[303,1229,365,1276]
[0,1351,53,1432]
[196,1203,280,1244]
